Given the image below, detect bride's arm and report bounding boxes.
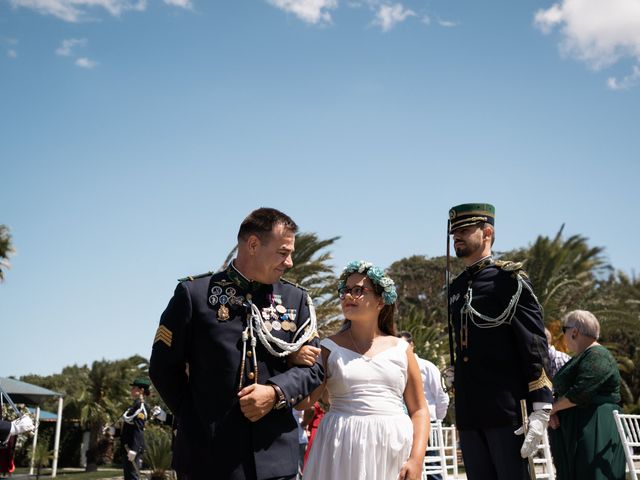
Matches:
[399,345,430,480]
[294,347,330,410]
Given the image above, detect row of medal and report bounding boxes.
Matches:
[262,294,298,333]
[210,286,245,322]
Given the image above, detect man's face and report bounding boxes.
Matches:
[452,224,485,258]
[252,223,295,284]
[131,386,143,398]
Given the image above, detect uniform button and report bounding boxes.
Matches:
[463,356,469,362]
[290,398,295,404]
[247,351,252,358]
[247,372,255,380]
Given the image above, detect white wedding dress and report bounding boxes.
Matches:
[303,337,413,480]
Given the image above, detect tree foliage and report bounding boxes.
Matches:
[0,224,15,282]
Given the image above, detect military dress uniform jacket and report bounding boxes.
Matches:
[149,265,324,480]
[121,399,148,454]
[449,258,552,430]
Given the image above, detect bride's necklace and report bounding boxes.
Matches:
[348,328,373,355]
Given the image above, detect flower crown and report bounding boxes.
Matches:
[338,260,398,305]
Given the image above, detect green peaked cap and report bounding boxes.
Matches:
[449,203,495,232]
[130,377,151,388]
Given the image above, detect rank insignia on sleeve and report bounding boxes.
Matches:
[528,369,552,392]
[154,325,173,348]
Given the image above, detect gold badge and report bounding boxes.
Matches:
[218,304,230,321]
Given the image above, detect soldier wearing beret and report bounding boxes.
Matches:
[150,208,324,480]
[121,377,151,480]
[447,203,552,480]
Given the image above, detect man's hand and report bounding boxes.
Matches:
[288,345,321,367]
[151,406,167,423]
[10,415,35,436]
[548,413,560,430]
[102,425,116,436]
[127,450,137,463]
[516,409,550,458]
[238,384,277,422]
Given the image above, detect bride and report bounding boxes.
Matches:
[298,260,429,480]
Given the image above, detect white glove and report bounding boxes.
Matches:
[127,450,137,463]
[442,366,454,390]
[10,415,35,436]
[515,409,550,458]
[102,426,116,436]
[151,406,167,423]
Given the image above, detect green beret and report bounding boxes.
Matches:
[130,377,151,388]
[449,203,495,233]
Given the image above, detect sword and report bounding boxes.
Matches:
[0,383,21,416]
[444,218,455,393]
[520,399,537,480]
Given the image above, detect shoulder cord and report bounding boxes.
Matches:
[122,402,147,424]
[237,293,317,390]
[461,273,540,329]
[247,293,317,358]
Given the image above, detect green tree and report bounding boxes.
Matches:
[0,224,14,282]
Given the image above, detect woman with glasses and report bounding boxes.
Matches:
[549,310,625,480]
[298,260,429,480]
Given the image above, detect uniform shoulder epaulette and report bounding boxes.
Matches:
[280,277,308,291]
[494,260,528,277]
[177,271,214,282]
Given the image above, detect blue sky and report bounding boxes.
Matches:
[1,0,639,378]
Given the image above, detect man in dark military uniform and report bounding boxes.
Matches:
[149,208,324,480]
[447,203,552,480]
[121,378,151,480]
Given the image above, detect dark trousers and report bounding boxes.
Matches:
[123,454,142,480]
[459,426,529,480]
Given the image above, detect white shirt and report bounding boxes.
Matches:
[416,354,450,421]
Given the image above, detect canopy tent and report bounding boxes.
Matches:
[0,377,64,477]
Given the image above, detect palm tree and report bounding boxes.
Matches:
[69,356,148,471]
[0,224,14,282]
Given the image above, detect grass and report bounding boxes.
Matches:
[10,467,123,479]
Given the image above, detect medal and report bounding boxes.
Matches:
[289,323,297,332]
[281,321,290,332]
[276,305,287,314]
[211,286,223,295]
[264,321,273,332]
[209,295,218,306]
[225,287,236,296]
[218,304,230,321]
[272,321,282,331]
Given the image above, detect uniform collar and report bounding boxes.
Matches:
[465,255,494,276]
[226,261,269,292]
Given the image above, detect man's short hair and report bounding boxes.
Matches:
[237,207,298,242]
[397,330,413,343]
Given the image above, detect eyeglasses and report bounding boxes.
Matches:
[562,325,576,333]
[338,286,374,300]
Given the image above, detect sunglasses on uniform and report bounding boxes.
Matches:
[338,286,374,300]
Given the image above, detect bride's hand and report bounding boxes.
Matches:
[287,345,321,367]
[397,458,422,480]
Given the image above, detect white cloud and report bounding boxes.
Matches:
[607,65,640,90]
[9,0,148,22]
[267,0,338,25]
[163,0,192,7]
[534,0,640,70]
[7,49,18,58]
[373,3,415,32]
[437,18,458,28]
[55,38,86,56]
[75,57,98,68]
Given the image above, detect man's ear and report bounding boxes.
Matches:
[247,234,261,255]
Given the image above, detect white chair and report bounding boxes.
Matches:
[423,420,449,479]
[531,428,555,479]
[441,423,460,480]
[613,410,640,479]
